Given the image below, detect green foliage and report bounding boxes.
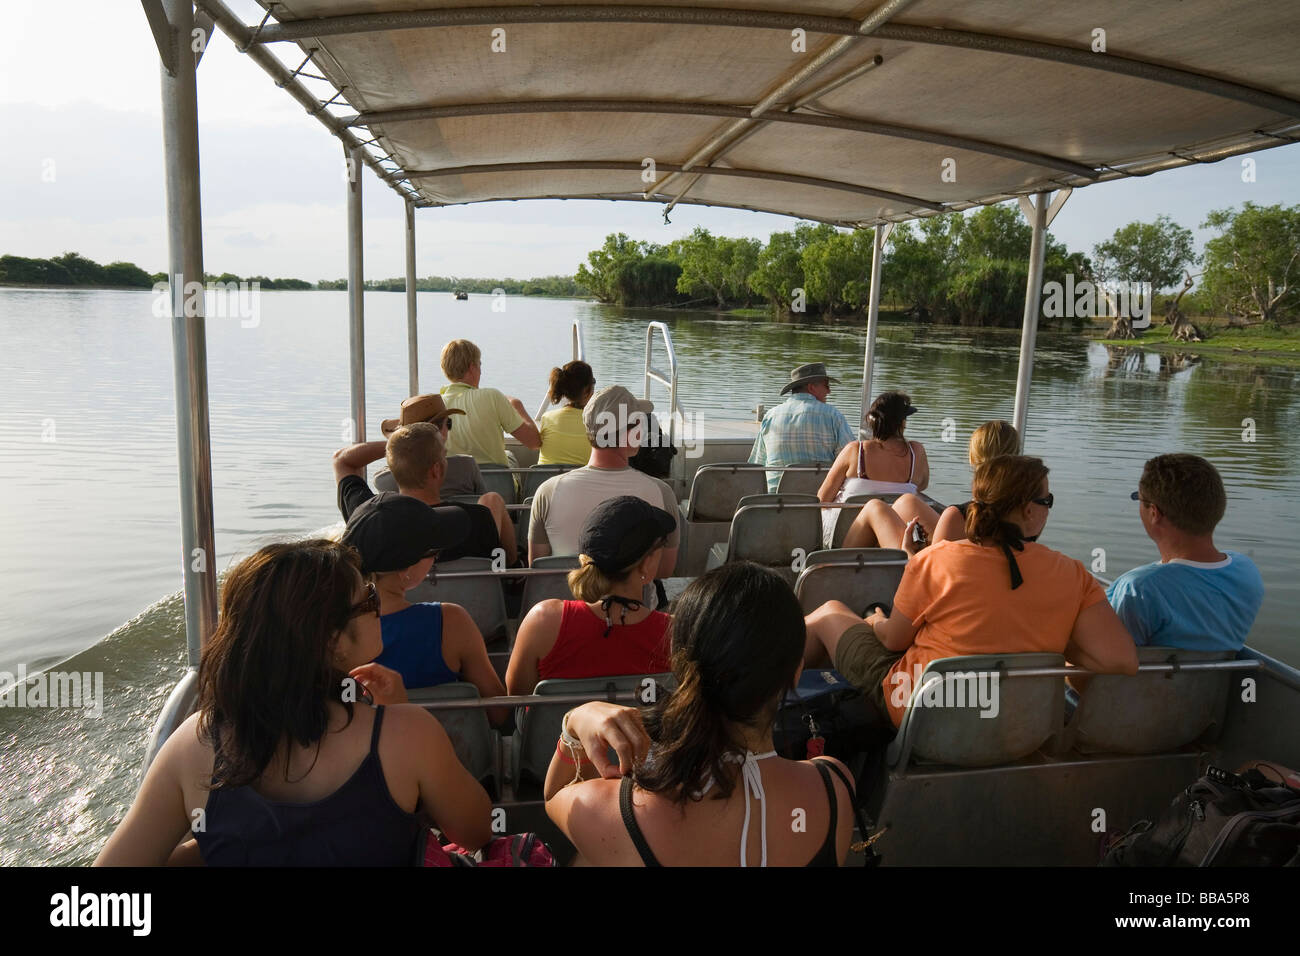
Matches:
[613,257,684,306]
[1201,203,1300,325]
[575,232,650,302]
[801,229,873,313]
[671,228,761,308]
[0,252,153,288]
[1092,215,1196,291]
[748,222,838,312]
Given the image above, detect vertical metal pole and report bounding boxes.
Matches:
[859,224,886,437]
[404,200,418,395]
[160,0,217,665]
[346,143,366,441]
[1012,191,1050,450]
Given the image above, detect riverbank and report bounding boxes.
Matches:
[1094,320,1300,365]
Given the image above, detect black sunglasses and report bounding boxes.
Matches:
[349,581,380,619]
[1031,493,1054,509]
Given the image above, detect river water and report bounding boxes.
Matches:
[0,287,1296,865]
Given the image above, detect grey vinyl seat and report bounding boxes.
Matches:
[518,554,580,622]
[886,653,1066,769]
[1064,646,1236,754]
[794,548,909,615]
[521,464,580,500]
[408,682,499,797]
[405,557,508,641]
[478,465,518,505]
[373,468,398,492]
[829,492,906,548]
[705,493,821,583]
[679,463,769,572]
[776,462,834,497]
[511,673,676,797]
[517,494,533,547]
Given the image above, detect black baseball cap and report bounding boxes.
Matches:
[342,493,470,574]
[578,496,677,574]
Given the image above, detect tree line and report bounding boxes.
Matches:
[574,202,1300,327]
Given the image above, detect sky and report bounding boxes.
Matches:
[2,0,1299,282]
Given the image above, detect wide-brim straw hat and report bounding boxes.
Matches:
[780,362,840,395]
[380,393,466,437]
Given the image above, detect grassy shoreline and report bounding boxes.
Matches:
[1092,320,1300,364]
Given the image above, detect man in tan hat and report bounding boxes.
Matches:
[374,393,486,499]
[333,417,517,565]
[749,361,855,493]
[528,385,679,583]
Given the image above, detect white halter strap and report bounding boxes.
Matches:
[738,750,777,868]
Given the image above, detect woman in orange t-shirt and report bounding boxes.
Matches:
[803,455,1138,729]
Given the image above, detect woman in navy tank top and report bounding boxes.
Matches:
[96,539,493,866]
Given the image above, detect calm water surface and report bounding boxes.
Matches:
[1,288,1297,864]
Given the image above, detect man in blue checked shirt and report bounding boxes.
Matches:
[749,362,855,493]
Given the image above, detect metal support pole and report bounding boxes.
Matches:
[859,222,890,437]
[404,200,418,395]
[346,143,366,441]
[1012,191,1051,450]
[159,0,218,665]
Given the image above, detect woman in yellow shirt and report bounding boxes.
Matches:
[538,360,596,466]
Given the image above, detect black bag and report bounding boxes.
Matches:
[1101,765,1300,867]
[773,669,893,763]
[629,413,677,480]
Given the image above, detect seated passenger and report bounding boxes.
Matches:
[506,496,674,695]
[374,393,487,499]
[544,561,856,866]
[804,455,1138,730]
[848,420,1018,550]
[749,361,855,493]
[343,493,508,723]
[1107,453,1264,651]
[821,391,930,549]
[439,338,541,467]
[537,360,595,466]
[528,385,679,586]
[95,539,492,866]
[334,421,516,565]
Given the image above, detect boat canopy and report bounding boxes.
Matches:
[194,0,1300,226]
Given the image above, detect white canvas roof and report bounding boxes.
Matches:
[204,0,1300,225]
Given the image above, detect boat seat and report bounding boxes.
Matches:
[510,673,675,798]
[408,682,499,798]
[794,548,909,615]
[406,557,508,640]
[887,653,1066,770]
[517,494,533,544]
[478,465,519,505]
[373,468,397,492]
[518,555,580,623]
[829,493,905,548]
[678,463,768,575]
[1062,646,1236,755]
[776,463,834,497]
[705,494,821,584]
[521,464,580,501]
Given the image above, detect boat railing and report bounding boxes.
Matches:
[531,318,586,422]
[644,321,683,446]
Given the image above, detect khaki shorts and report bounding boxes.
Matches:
[834,623,904,725]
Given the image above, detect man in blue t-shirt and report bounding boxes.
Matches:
[1107,454,1264,652]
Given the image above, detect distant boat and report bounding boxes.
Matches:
[454,291,468,300]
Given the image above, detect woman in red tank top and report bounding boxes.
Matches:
[506,496,677,694]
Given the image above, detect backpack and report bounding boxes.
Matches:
[418,830,558,867]
[772,669,894,763]
[1101,764,1300,867]
[629,413,677,479]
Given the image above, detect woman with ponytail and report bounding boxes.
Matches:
[805,455,1137,730]
[506,496,674,695]
[543,561,855,866]
[537,360,596,466]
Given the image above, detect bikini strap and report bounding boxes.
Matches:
[813,761,839,850]
[370,705,386,753]
[619,776,661,867]
[857,440,866,478]
[814,758,877,866]
[907,442,915,483]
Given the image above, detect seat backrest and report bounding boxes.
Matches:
[517,494,533,547]
[513,673,676,789]
[478,465,518,505]
[685,464,768,522]
[519,555,580,621]
[726,494,821,571]
[522,464,579,500]
[407,682,496,788]
[794,548,908,614]
[1070,646,1236,755]
[777,463,834,497]
[887,653,1065,769]
[829,493,904,548]
[406,557,508,639]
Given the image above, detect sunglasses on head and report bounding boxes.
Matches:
[348,581,380,620]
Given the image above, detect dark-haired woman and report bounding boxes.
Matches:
[537,360,596,466]
[818,391,930,548]
[805,455,1137,730]
[95,539,492,865]
[544,561,855,866]
[506,496,673,695]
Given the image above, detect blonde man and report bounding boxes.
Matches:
[333,422,516,565]
[439,339,541,466]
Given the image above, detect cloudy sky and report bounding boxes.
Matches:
[3,0,1299,282]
